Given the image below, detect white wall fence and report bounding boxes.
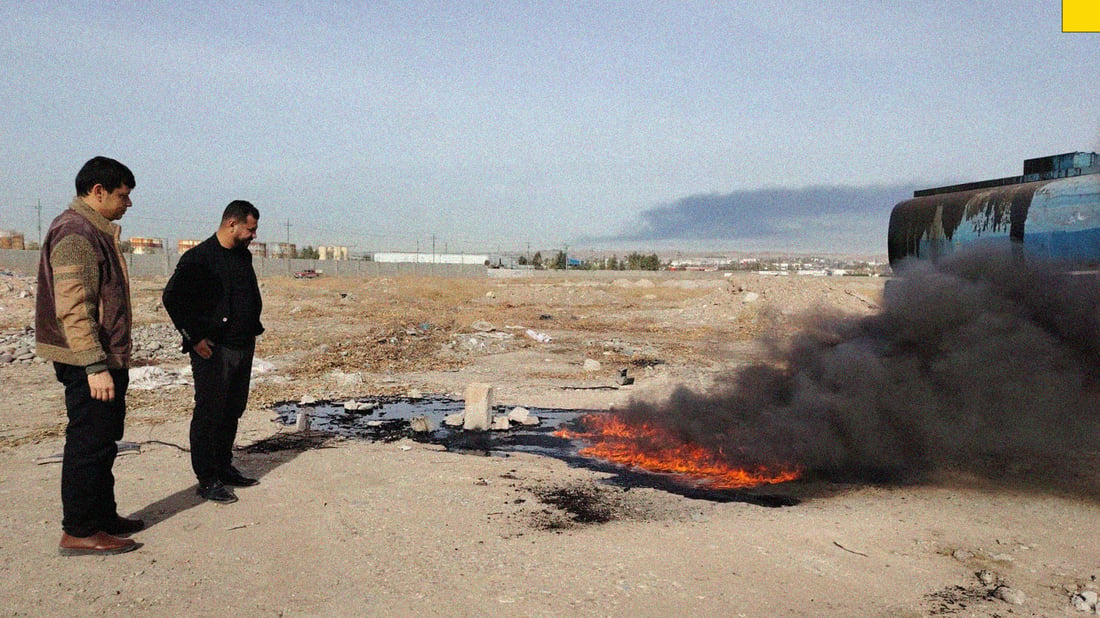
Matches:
[0,249,487,279]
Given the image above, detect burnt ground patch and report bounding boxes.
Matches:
[923,584,995,616]
[523,480,679,530]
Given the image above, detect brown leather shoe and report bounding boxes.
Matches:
[59,531,140,556]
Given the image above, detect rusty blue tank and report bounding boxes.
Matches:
[888,152,1100,268]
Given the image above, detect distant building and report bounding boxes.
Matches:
[0,230,25,250]
[269,242,296,258]
[319,245,348,260]
[178,239,201,255]
[372,252,488,265]
[249,242,267,258]
[130,236,163,254]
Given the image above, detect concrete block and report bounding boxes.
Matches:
[463,383,494,431]
[295,409,311,432]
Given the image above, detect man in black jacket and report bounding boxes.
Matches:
[163,201,264,504]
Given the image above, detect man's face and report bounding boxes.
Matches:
[229,215,258,248]
[89,184,132,221]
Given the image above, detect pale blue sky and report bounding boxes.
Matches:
[1,1,1097,255]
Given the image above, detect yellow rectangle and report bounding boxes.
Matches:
[1063,0,1100,31]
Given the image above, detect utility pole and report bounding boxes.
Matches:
[284,219,291,274]
[162,237,171,277]
[36,199,42,245]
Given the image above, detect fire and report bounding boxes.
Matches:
[556,414,801,489]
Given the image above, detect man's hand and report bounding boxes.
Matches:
[193,338,214,359]
[87,370,115,402]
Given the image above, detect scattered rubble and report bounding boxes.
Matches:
[525,329,552,343]
[1071,589,1099,612]
[129,366,189,390]
[0,327,37,366]
[0,321,186,368]
[343,400,378,412]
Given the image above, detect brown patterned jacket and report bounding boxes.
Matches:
[35,197,132,372]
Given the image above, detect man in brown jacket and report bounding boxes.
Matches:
[35,156,142,556]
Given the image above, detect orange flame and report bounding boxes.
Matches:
[556,414,801,489]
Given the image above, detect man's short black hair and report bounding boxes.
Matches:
[75,156,135,196]
[222,200,260,223]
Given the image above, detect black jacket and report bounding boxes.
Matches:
[162,235,264,352]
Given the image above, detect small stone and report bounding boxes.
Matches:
[507,406,540,426]
[993,585,1025,605]
[952,549,974,561]
[491,415,511,431]
[443,412,464,427]
[583,359,601,372]
[1072,593,1093,612]
[409,415,434,433]
[471,320,494,332]
[977,570,996,586]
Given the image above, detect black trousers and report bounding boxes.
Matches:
[55,363,128,538]
[190,340,254,485]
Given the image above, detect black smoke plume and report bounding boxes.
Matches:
[600,185,917,251]
[620,247,1100,485]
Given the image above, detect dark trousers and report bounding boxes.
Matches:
[55,363,128,537]
[190,340,254,485]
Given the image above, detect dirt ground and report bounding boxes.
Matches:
[2,270,1099,617]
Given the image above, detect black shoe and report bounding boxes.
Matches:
[103,515,145,535]
[197,480,238,504]
[220,466,259,487]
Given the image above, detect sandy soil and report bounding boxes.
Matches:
[1,271,1098,617]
